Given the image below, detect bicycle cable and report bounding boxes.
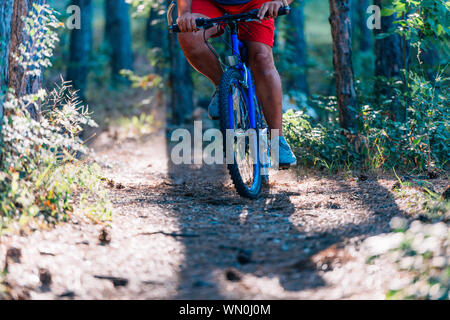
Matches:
[203,27,228,71]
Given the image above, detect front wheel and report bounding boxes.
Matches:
[218,69,262,199]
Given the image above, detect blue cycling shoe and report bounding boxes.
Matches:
[276,136,297,168]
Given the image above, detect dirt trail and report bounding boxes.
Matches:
[1,111,419,299]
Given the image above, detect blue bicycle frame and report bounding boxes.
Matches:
[230,26,257,131]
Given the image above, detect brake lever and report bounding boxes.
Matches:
[167,0,176,26]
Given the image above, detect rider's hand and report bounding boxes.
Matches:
[177,12,204,32]
[257,1,284,20]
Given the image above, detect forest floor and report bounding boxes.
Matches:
[0,101,447,300]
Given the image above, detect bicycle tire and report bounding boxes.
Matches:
[218,69,262,199]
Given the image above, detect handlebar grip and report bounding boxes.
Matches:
[170,18,206,33]
[248,6,290,18]
[277,6,291,16]
[170,24,181,32]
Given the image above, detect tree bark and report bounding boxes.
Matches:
[0,0,14,118]
[67,0,92,99]
[146,6,164,48]
[355,0,372,52]
[105,0,134,84]
[329,0,358,132]
[374,1,402,80]
[8,0,45,120]
[286,1,309,95]
[169,33,193,125]
[373,0,406,122]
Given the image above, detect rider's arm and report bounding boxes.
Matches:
[177,0,201,32]
[177,0,192,15]
[258,0,295,20]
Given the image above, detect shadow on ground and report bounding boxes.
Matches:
[137,124,409,299]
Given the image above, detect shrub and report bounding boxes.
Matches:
[283,72,449,172]
[0,3,111,232]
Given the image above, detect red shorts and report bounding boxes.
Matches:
[192,0,275,47]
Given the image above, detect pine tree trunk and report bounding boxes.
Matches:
[329,0,358,132]
[8,0,45,120]
[105,0,134,84]
[356,0,371,52]
[286,1,309,95]
[146,7,163,48]
[373,0,405,122]
[0,0,14,118]
[374,1,402,80]
[67,0,92,98]
[169,33,193,125]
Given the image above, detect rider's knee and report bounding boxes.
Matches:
[251,51,275,74]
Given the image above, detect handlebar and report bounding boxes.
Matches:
[169,6,290,33]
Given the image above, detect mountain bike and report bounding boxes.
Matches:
[168,3,290,199]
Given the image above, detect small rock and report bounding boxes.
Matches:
[115,182,125,190]
[327,202,341,209]
[59,290,75,298]
[225,268,242,282]
[237,249,252,265]
[106,179,115,188]
[442,186,450,200]
[6,247,22,263]
[392,182,402,191]
[99,228,111,245]
[39,268,52,287]
[359,174,368,181]
[94,275,128,287]
[426,170,439,179]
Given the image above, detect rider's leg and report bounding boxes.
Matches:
[247,41,283,136]
[178,26,223,86]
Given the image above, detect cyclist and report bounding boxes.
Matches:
[176,0,297,167]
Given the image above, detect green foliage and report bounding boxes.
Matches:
[284,71,449,171]
[120,69,162,90]
[0,3,111,232]
[382,0,450,42]
[13,4,61,77]
[0,80,111,231]
[284,0,449,172]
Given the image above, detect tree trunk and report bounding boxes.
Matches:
[329,0,358,132]
[355,0,372,52]
[67,0,92,99]
[169,33,193,125]
[146,7,164,48]
[373,0,405,122]
[105,0,134,84]
[286,1,309,95]
[8,0,45,120]
[0,0,14,118]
